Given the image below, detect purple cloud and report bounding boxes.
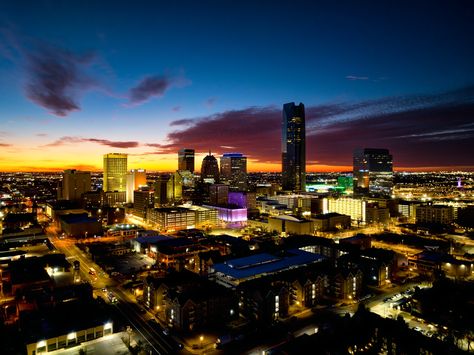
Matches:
[44,136,139,148]
[169,118,195,126]
[127,72,189,105]
[157,86,474,168]
[25,46,97,117]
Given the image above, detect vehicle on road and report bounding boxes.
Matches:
[215,334,234,349]
[107,292,118,303]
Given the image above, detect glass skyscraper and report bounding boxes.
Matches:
[178,148,195,173]
[282,102,306,192]
[353,148,393,197]
[103,153,128,192]
[201,152,220,184]
[220,153,248,192]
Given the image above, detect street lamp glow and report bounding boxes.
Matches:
[37,340,46,348]
[67,332,76,340]
[104,322,112,329]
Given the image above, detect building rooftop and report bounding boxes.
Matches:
[59,213,99,224]
[212,248,324,281]
[313,212,348,220]
[135,235,171,244]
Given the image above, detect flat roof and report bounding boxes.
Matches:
[135,235,171,244]
[59,213,99,224]
[212,249,324,280]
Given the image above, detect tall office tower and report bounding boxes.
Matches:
[126,169,147,203]
[209,184,229,206]
[353,148,393,197]
[58,169,91,201]
[103,153,128,192]
[282,102,306,192]
[220,153,248,191]
[201,152,219,183]
[178,148,195,173]
[133,186,154,219]
[153,172,182,206]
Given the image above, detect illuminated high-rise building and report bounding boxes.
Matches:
[153,172,182,206]
[282,102,306,192]
[126,169,147,203]
[353,148,393,197]
[178,148,195,173]
[201,152,219,184]
[103,153,128,192]
[209,184,229,206]
[220,153,247,191]
[58,169,91,201]
[133,186,154,219]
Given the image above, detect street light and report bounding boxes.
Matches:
[200,335,204,348]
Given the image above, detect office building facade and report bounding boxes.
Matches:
[282,102,306,192]
[220,153,248,191]
[58,169,91,201]
[209,184,229,206]
[153,172,182,206]
[126,169,147,203]
[103,153,127,192]
[201,153,219,183]
[353,148,393,198]
[178,148,195,173]
[133,187,154,219]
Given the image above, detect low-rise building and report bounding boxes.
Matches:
[210,249,325,289]
[268,215,314,235]
[23,300,113,355]
[58,213,102,238]
[312,213,351,232]
[332,268,363,300]
[415,205,454,225]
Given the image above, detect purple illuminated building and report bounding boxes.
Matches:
[203,204,247,223]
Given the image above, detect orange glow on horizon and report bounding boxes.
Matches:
[1,142,473,173]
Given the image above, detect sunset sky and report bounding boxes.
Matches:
[1,1,474,172]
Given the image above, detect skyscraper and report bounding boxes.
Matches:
[201,152,219,183]
[58,169,91,201]
[178,148,195,173]
[209,184,229,206]
[282,102,306,192]
[153,172,182,206]
[353,148,393,197]
[103,153,128,192]
[126,169,147,203]
[220,153,248,191]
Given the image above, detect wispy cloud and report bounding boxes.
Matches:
[161,86,474,168]
[346,75,369,81]
[127,72,190,106]
[44,136,139,148]
[205,97,217,107]
[169,118,195,126]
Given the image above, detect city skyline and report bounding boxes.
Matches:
[1,1,474,172]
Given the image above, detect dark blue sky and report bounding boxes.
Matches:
[1,0,473,171]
